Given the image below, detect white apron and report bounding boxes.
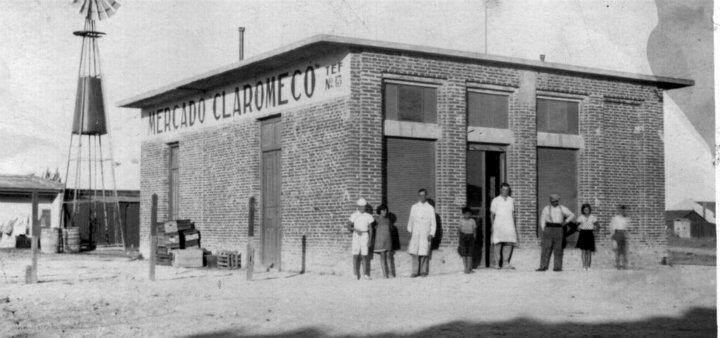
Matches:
[407,202,436,256]
[490,196,517,244]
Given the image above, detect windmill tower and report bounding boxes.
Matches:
[62,0,124,251]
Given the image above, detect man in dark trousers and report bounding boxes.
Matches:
[537,194,574,272]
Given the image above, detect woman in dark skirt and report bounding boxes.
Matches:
[575,203,597,270]
[458,207,477,274]
[373,204,396,278]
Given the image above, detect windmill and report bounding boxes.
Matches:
[61,0,124,251]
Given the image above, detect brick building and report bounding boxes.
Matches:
[119,35,692,272]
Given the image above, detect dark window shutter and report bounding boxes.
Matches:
[423,87,437,123]
[537,147,578,224]
[536,98,579,134]
[468,92,509,129]
[384,84,398,120]
[385,137,436,249]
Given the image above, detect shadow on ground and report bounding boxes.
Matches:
[186,307,715,337]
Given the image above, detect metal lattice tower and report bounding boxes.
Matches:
[61,0,125,249]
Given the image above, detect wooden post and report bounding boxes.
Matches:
[28,191,39,284]
[301,235,306,274]
[149,194,157,281]
[246,197,255,281]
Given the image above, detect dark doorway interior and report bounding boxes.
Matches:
[467,145,505,268]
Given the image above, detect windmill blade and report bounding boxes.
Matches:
[73,0,121,21]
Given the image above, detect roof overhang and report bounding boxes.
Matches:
[118,34,694,109]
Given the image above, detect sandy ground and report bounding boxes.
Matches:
[0,248,716,337]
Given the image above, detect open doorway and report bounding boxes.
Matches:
[467,144,506,268]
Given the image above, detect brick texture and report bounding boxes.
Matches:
[138,48,667,272]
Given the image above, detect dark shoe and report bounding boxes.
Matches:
[553,269,562,272]
[536,268,547,272]
[410,273,419,278]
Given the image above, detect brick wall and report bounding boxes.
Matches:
[139,97,354,271]
[352,50,666,248]
[138,48,667,272]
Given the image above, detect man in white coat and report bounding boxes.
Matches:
[407,188,436,277]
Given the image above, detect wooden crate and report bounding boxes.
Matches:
[216,251,240,269]
[181,229,201,248]
[156,252,173,266]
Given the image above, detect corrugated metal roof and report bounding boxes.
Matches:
[118,34,694,109]
[0,175,64,192]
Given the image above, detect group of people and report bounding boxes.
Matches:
[346,185,632,280]
[346,188,437,279]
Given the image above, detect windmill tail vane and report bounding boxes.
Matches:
[73,0,121,21]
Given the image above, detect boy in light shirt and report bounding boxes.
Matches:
[609,205,631,270]
[347,198,375,280]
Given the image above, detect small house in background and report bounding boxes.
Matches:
[666,199,716,238]
[63,189,140,250]
[0,175,63,248]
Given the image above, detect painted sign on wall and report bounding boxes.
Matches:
[142,52,350,138]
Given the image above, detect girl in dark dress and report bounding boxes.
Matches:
[373,204,396,278]
[575,203,598,270]
[458,207,477,274]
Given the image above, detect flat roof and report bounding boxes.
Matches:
[0,175,63,193]
[118,34,694,109]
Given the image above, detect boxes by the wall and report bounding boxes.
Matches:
[176,220,194,232]
[205,254,218,268]
[181,229,201,248]
[216,251,240,269]
[164,221,178,234]
[171,248,204,268]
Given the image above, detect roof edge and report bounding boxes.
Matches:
[118,34,694,109]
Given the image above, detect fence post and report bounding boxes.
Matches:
[27,191,39,284]
[301,235,306,274]
[149,193,157,281]
[246,196,255,281]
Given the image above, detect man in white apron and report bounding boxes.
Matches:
[407,189,436,277]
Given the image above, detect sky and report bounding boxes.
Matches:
[0,0,714,207]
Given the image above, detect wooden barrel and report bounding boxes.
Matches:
[64,227,81,253]
[40,227,60,254]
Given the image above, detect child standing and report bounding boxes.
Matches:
[373,204,396,278]
[347,198,375,280]
[610,205,630,270]
[575,203,598,270]
[458,207,477,274]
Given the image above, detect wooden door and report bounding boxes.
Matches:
[261,118,282,268]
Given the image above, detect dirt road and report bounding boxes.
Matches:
[0,249,715,337]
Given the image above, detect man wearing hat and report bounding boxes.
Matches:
[407,188,436,277]
[347,198,375,279]
[537,194,574,272]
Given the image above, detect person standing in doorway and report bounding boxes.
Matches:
[575,203,598,270]
[407,188,436,277]
[347,198,375,280]
[610,205,631,270]
[490,183,517,269]
[537,194,574,272]
[373,204,396,278]
[458,207,477,274]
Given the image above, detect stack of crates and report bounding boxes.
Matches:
[156,220,201,266]
[216,250,240,269]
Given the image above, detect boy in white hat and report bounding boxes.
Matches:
[347,198,375,279]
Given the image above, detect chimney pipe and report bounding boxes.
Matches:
[540,54,546,62]
[238,27,245,61]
